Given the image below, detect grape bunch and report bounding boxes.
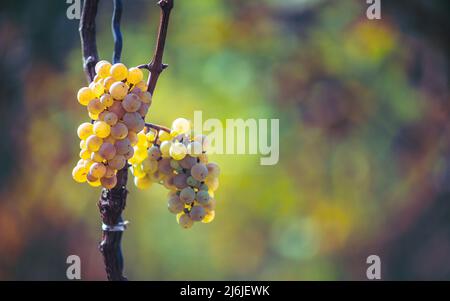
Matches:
[129,118,220,228]
[72,60,151,188]
[72,61,221,228]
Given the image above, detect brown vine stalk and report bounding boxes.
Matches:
[79,0,174,281]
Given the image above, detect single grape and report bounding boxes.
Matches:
[148,145,161,160]
[186,176,200,188]
[138,103,149,118]
[141,158,158,173]
[168,194,184,214]
[158,130,172,142]
[93,121,111,138]
[205,176,219,191]
[127,131,138,146]
[140,91,152,104]
[187,141,202,157]
[87,98,105,115]
[77,122,93,140]
[191,163,208,181]
[190,205,206,222]
[135,81,148,92]
[90,151,105,163]
[178,213,193,229]
[108,154,126,170]
[90,81,105,98]
[123,145,135,160]
[90,162,106,178]
[180,187,195,203]
[196,190,210,205]
[72,165,88,183]
[160,141,172,158]
[101,175,117,189]
[146,130,156,142]
[86,135,103,152]
[132,164,146,179]
[173,173,188,189]
[103,112,118,126]
[88,112,99,120]
[179,155,197,169]
[110,63,128,81]
[109,81,128,100]
[198,153,208,164]
[127,67,143,84]
[158,158,173,175]
[110,123,128,140]
[95,60,112,78]
[80,139,87,150]
[98,142,116,160]
[122,93,141,112]
[103,76,115,91]
[105,166,116,178]
[100,94,114,108]
[206,162,221,178]
[199,183,209,191]
[133,146,148,163]
[114,138,131,155]
[77,87,95,106]
[170,142,187,161]
[123,112,145,133]
[87,179,102,187]
[171,118,190,135]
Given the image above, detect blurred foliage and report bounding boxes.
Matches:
[0,0,449,280]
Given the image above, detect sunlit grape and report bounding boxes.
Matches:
[137,131,148,147]
[146,130,156,142]
[134,175,152,189]
[98,142,116,160]
[191,163,208,181]
[77,122,93,140]
[168,194,184,214]
[171,118,190,135]
[198,153,208,164]
[90,81,105,98]
[77,87,95,106]
[80,140,87,149]
[158,130,172,142]
[90,162,106,178]
[89,112,99,120]
[187,141,202,157]
[103,76,115,90]
[86,135,103,152]
[87,98,105,115]
[80,149,91,160]
[109,81,128,100]
[133,146,148,162]
[127,131,138,146]
[170,142,187,161]
[72,165,88,183]
[93,121,111,138]
[160,141,172,158]
[91,151,105,163]
[142,158,158,173]
[108,154,126,170]
[105,166,116,178]
[132,164,146,179]
[95,60,112,78]
[205,177,219,191]
[201,210,215,223]
[122,93,142,112]
[110,123,128,140]
[135,81,148,92]
[110,63,128,81]
[100,94,114,108]
[127,67,143,84]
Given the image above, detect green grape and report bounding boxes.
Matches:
[196,190,210,205]
[178,213,193,229]
[169,141,187,161]
[160,141,172,158]
[77,122,94,140]
[86,135,103,152]
[98,142,116,160]
[158,130,172,142]
[80,148,91,160]
[101,175,117,189]
[110,63,128,81]
[89,81,105,98]
[191,163,208,181]
[89,162,106,178]
[148,145,161,160]
[190,205,206,222]
[173,173,188,189]
[199,183,209,191]
[109,81,128,100]
[180,187,195,203]
[110,122,128,140]
[168,194,184,214]
[127,67,143,84]
[122,93,142,113]
[171,118,190,135]
[93,121,111,138]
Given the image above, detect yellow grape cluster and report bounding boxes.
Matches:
[72,60,151,188]
[129,118,220,228]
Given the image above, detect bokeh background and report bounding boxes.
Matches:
[0,0,449,280]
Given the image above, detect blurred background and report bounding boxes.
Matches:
[0,0,449,280]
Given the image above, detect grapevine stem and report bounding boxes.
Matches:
[112,0,123,64]
[145,122,171,133]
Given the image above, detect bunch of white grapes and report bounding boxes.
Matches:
[72,60,151,188]
[129,118,220,228]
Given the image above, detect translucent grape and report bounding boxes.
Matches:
[190,205,206,222]
[87,98,105,115]
[80,139,87,150]
[201,210,215,223]
[158,130,172,142]
[110,63,128,81]
[103,76,115,91]
[171,118,190,135]
[101,175,117,189]
[127,67,143,84]
[100,94,114,108]
[122,93,141,112]
[105,166,116,178]
[142,158,158,173]
[133,146,148,163]
[87,179,101,187]
[127,131,138,146]
[132,164,146,179]
[109,82,128,100]
[95,60,112,78]
[191,163,208,181]
[173,173,188,189]
[205,177,219,191]
[134,175,152,189]
[72,165,88,183]
[137,131,148,147]
[169,142,187,161]
[80,149,91,160]
[77,122,93,140]
[108,154,126,170]
[77,87,95,106]
[110,123,128,140]
[90,81,105,98]
[93,121,111,138]
[180,187,195,203]
[148,146,161,160]
[135,81,148,92]
[88,112,99,120]
[146,130,156,142]
[160,141,172,158]
[187,141,202,157]
[89,162,106,178]
[91,151,105,163]
[86,135,103,152]
[206,162,221,177]
[98,142,116,160]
